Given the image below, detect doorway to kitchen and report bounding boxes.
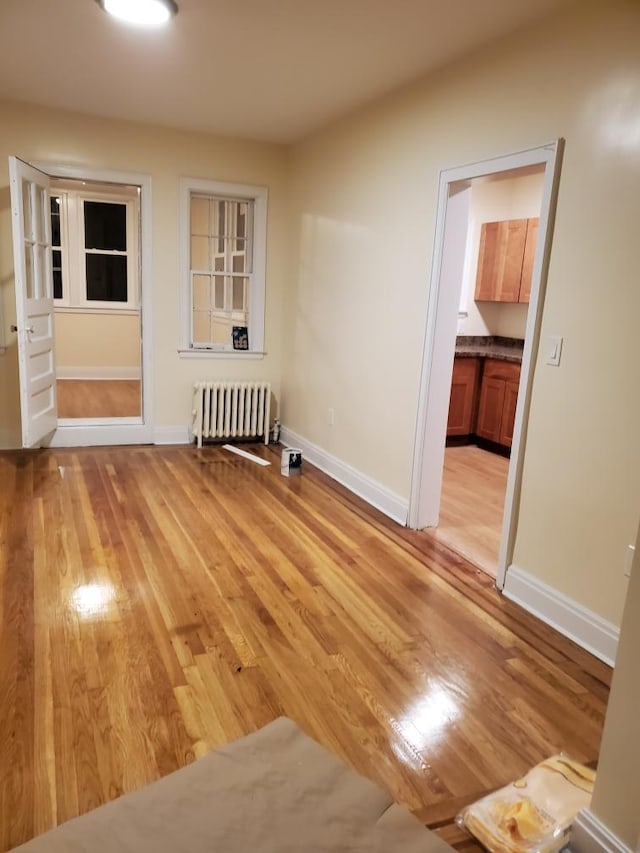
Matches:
[408,142,564,589]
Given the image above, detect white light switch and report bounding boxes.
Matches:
[546,335,563,367]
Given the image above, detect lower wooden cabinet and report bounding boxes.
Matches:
[447,356,521,451]
[475,359,521,449]
[447,357,479,437]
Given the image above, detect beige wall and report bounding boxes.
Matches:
[0,100,289,447]
[284,0,640,626]
[459,172,543,339]
[589,527,640,848]
[54,312,140,372]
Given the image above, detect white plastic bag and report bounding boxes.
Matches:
[457,754,595,853]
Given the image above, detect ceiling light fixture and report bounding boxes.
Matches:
[97,0,178,27]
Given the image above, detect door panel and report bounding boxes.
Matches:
[476,377,505,442]
[499,380,520,448]
[9,156,58,447]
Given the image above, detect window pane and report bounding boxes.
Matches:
[193,275,211,311]
[211,319,230,345]
[214,255,224,272]
[34,187,45,243]
[24,246,35,299]
[52,249,63,299]
[214,200,226,237]
[191,236,210,270]
[50,197,61,246]
[192,311,211,344]
[53,269,63,300]
[232,277,247,310]
[214,276,225,309]
[22,180,32,239]
[232,246,246,273]
[190,196,210,235]
[84,201,127,251]
[86,254,128,301]
[33,244,46,299]
[236,203,247,239]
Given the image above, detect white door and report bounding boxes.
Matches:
[9,156,58,447]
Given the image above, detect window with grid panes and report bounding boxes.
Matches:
[50,181,139,311]
[190,194,253,348]
[182,178,267,355]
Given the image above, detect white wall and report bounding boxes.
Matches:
[284,0,640,627]
[0,100,289,446]
[458,170,543,337]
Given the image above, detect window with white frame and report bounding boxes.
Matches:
[51,180,140,312]
[181,178,267,354]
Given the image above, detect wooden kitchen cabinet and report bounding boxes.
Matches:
[518,217,539,303]
[447,357,480,437]
[475,217,539,304]
[476,359,521,449]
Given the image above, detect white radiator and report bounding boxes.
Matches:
[192,381,272,448]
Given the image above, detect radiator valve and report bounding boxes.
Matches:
[271,418,281,444]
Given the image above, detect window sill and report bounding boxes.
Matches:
[55,306,139,316]
[178,348,265,360]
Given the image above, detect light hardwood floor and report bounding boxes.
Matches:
[0,445,609,851]
[425,445,509,577]
[56,379,141,419]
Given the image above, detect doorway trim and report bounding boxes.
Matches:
[408,140,564,590]
[34,163,154,446]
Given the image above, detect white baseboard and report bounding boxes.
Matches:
[503,565,619,666]
[56,366,141,380]
[571,809,633,853]
[280,426,408,525]
[49,423,153,447]
[154,426,192,445]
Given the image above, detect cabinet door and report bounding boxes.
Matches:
[447,357,479,436]
[475,219,528,302]
[499,379,520,447]
[519,217,539,303]
[476,377,506,442]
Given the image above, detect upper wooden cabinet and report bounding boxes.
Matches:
[474,217,539,304]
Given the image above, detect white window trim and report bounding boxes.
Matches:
[52,185,140,313]
[179,177,267,357]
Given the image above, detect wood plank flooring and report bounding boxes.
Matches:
[426,446,509,577]
[0,445,610,851]
[56,379,141,419]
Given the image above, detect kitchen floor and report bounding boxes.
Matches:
[424,445,509,577]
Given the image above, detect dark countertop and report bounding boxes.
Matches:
[455,335,524,364]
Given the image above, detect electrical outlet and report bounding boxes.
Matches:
[624,544,635,578]
[327,407,334,427]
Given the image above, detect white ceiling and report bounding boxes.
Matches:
[0,0,567,143]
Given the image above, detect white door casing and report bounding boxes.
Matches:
[9,156,58,447]
[408,141,564,590]
[9,158,154,447]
